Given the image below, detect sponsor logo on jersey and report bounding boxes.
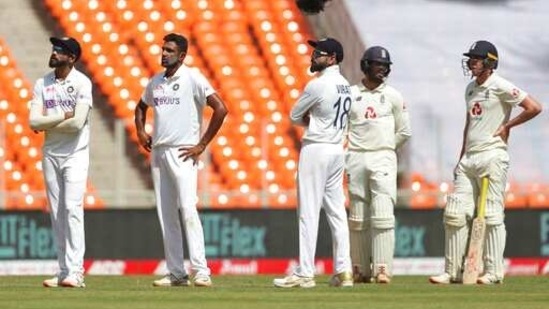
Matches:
[44,99,76,109]
[511,88,520,98]
[153,96,180,106]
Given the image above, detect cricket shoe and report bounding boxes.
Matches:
[329,271,354,287]
[375,273,391,284]
[43,276,61,288]
[374,264,391,284]
[353,265,373,283]
[153,274,190,287]
[60,274,86,288]
[273,274,316,288]
[428,273,461,284]
[193,275,213,287]
[477,273,502,285]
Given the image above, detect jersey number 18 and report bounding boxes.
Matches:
[333,96,351,129]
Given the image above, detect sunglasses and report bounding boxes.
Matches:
[52,45,71,55]
[312,49,331,58]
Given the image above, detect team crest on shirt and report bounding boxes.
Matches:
[365,106,377,119]
[470,102,483,118]
[67,86,74,93]
[172,83,180,91]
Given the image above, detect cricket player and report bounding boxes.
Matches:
[273,38,353,288]
[347,46,411,284]
[134,33,227,287]
[29,37,92,288]
[430,40,542,284]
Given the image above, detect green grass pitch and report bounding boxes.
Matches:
[1,275,548,309]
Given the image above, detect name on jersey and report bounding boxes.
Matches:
[336,84,351,95]
[44,99,75,109]
[153,97,180,106]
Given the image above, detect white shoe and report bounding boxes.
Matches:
[477,273,502,285]
[193,275,213,287]
[375,272,391,284]
[273,274,316,288]
[153,274,190,287]
[43,276,60,288]
[329,271,353,287]
[429,272,462,284]
[375,264,391,284]
[60,274,86,288]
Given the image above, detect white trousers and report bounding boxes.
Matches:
[444,148,509,279]
[43,149,88,278]
[347,150,397,276]
[295,142,351,277]
[151,146,210,278]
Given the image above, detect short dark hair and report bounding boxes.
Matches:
[163,33,188,54]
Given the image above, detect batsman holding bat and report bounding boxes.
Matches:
[430,40,542,285]
[347,46,411,284]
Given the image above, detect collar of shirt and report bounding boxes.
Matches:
[318,64,341,76]
[474,72,497,89]
[163,64,187,82]
[51,67,77,84]
[357,81,386,93]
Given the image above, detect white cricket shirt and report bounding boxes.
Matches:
[31,68,93,156]
[141,65,215,147]
[290,65,351,144]
[464,73,527,153]
[347,82,411,151]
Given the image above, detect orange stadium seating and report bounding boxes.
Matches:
[3,1,543,210]
[40,0,315,208]
[0,37,103,210]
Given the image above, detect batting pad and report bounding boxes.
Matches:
[349,220,371,277]
[444,224,468,279]
[484,224,506,279]
[372,228,394,276]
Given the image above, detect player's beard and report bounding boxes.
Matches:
[310,61,328,73]
[48,57,67,68]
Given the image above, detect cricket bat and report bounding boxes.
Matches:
[462,176,489,284]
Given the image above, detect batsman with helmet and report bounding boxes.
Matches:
[430,40,542,284]
[347,46,411,284]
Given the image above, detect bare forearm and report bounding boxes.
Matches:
[199,108,227,147]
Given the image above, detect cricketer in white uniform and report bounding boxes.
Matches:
[347,46,411,284]
[430,40,542,284]
[29,37,92,288]
[134,33,228,287]
[273,38,353,288]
